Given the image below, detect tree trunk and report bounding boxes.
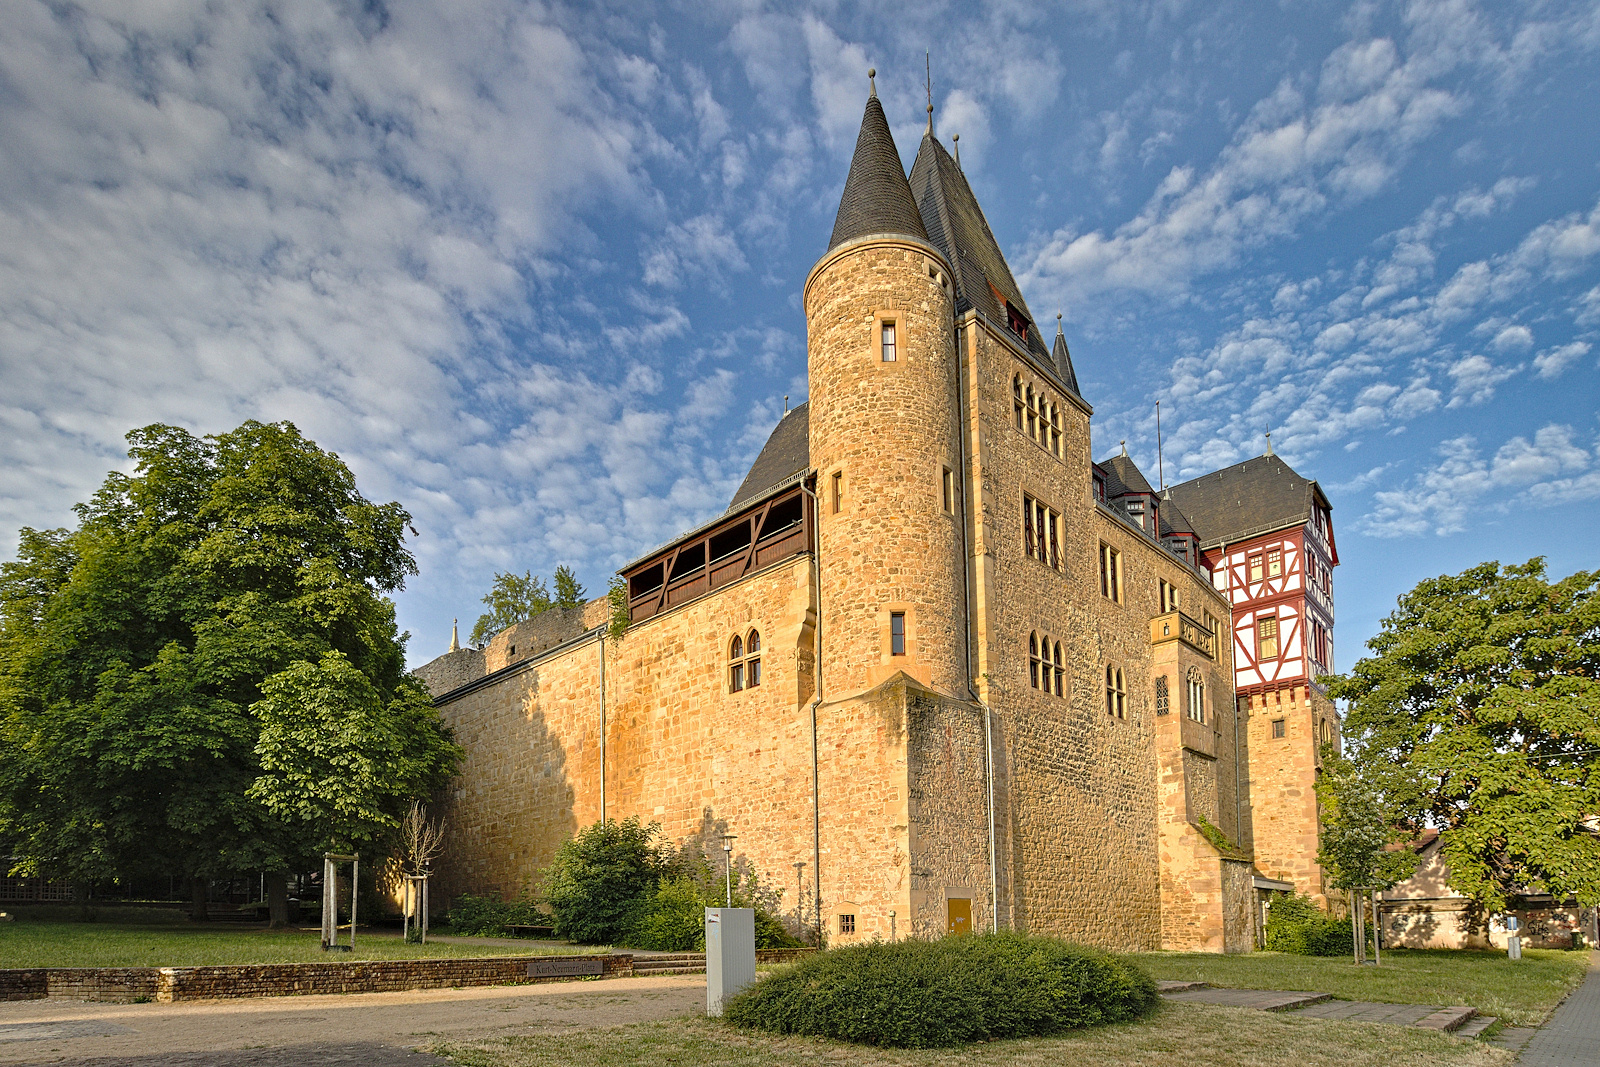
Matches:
[266,870,290,928]
[190,874,209,922]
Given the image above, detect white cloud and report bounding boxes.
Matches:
[1360,424,1599,536]
[1533,341,1592,379]
[1445,354,1520,407]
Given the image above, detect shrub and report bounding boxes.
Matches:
[723,933,1157,1048]
[629,875,804,951]
[446,893,543,936]
[1265,893,1353,956]
[541,817,671,944]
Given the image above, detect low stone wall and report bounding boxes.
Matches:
[0,954,629,1003]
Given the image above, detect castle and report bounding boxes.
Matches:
[414,81,1341,953]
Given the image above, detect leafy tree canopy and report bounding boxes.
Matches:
[469,565,585,647]
[1314,749,1420,891]
[1327,558,1600,910]
[0,420,461,892]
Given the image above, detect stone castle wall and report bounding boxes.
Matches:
[1244,683,1338,903]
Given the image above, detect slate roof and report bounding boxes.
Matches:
[1159,495,1196,538]
[1165,454,1331,549]
[828,96,928,251]
[907,133,1073,395]
[727,403,810,511]
[1051,328,1081,396]
[1100,454,1155,498]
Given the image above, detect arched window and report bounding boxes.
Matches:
[1186,666,1205,724]
[1013,376,1024,430]
[729,630,761,692]
[1105,665,1126,718]
[1052,641,1064,697]
[1049,402,1062,457]
[1025,384,1037,440]
[1029,632,1041,689]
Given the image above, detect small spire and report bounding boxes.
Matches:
[868,67,876,99]
[925,51,933,135]
[448,618,460,654]
[1121,439,1128,457]
[783,394,789,414]
[952,132,960,166]
[1056,311,1063,336]
[1264,429,1274,457]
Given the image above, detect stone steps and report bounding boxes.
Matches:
[1452,1014,1498,1040]
[1414,1005,1479,1033]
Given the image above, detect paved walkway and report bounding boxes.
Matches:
[1160,984,1477,1031]
[1517,952,1600,1066]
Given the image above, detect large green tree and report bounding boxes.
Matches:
[1328,558,1600,910]
[0,421,461,922]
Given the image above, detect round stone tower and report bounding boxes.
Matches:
[804,86,967,700]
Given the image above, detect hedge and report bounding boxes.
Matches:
[1265,893,1354,956]
[723,933,1157,1048]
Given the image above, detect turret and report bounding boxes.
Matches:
[805,76,966,699]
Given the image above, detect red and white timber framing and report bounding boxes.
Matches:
[1203,516,1337,697]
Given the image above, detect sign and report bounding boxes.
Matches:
[527,957,605,978]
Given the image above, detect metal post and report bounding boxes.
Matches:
[721,835,736,907]
[1371,889,1381,965]
[422,872,430,945]
[350,855,358,951]
[322,856,336,949]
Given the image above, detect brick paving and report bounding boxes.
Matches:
[1517,952,1600,1066]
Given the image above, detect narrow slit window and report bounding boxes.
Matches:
[943,467,955,514]
[1105,666,1126,719]
[1053,641,1064,697]
[831,471,843,514]
[1013,375,1024,430]
[880,321,897,362]
[1029,632,1041,689]
[890,612,906,656]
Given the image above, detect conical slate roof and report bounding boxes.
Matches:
[1051,328,1081,396]
[828,95,928,250]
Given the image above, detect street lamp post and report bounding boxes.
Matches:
[793,861,806,938]
[720,834,737,907]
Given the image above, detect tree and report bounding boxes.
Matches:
[469,570,550,647]
[553,565,586,610]
[541,817,670,944]
[1314,749,1420,893]
[1327,558,1600,912]
[0,420,461,923]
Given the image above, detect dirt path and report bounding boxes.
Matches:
[0,973,704,1066]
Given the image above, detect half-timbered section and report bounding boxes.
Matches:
[1168,452,1341,903]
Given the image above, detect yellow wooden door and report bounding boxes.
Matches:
[947,898,972,935]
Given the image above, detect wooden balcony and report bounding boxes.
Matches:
[623,484,813,624]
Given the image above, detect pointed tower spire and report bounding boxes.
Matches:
[827,74,929,251]
[448,618,460,654]
[1051,314,1082,396]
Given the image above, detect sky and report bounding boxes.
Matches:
[1,0,1597,671]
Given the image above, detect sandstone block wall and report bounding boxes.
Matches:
[1245,684,1335,902]
[413,646,485,697]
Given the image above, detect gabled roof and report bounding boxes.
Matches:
[828,96,928,251]
[1159,495,1196,538]
[1165,454,1331,549]
[1100,454,1155,498]
[728,403,810,511]
[907,133,1072,394]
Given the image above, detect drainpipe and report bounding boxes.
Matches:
[984,703,998,932]
[800,480,824,945]
[599,630,606,824]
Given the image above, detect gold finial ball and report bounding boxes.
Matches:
[952,133,959,142]
[868,67,876,78]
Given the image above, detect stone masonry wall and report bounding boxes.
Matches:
[804,237,967,701]
[1245,684,1336,903]
[412,647,485,697]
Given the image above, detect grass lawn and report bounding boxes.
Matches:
[431,1002,1509,1067]
[0,919,599,969]
[1134,947,1590,1027]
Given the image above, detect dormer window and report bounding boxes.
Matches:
[1006,300,1029,340]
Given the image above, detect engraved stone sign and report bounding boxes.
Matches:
[527,957,604,978]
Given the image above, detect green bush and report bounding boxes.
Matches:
[1265,893,1353,956]
[724,933,1157,1048]
[542,817,671,944]
[629,875,802,951]
[446,893,543,936]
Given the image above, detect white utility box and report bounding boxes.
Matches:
[704,907,756,1016]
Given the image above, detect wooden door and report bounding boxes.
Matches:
[946,898,972,935]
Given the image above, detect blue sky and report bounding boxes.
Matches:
[1,0,1597,671]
